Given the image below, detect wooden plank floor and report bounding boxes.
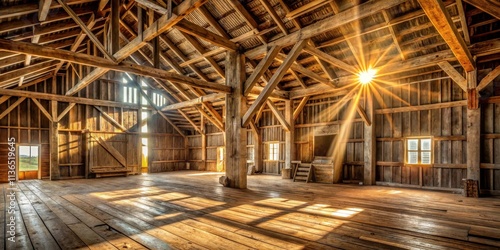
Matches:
[2,171,500,249]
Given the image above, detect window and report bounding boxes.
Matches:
[406,138,432,164]
[269,143,279,161]
[19,146,39,171]
[123,86,138,104]
[152,92,167,107]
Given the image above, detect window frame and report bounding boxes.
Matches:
[404,137,433,165]
[268,142,279,161]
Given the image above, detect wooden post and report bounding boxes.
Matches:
[137,76,143,173]
[224,50,247,188]
[254,126,263,173]
[466,69,480,183]
[110,0,120,54]
[50,77,59,180]
[364,92,376,185]
[201,116,207,170]
[283,99,294,178]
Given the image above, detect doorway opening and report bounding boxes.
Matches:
[18,145,40,180]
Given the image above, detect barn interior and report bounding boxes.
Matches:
[1,0,500,248]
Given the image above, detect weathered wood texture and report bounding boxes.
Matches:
[0,65,185,181]
[187,125,224,171]
[3,172,500,249]
[375,75,469,190]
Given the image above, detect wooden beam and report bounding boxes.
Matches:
[0,6,93,34]
[477,65,500,92]
[289,77,352,99]
[456,0,470,45]
[98,0,109,11]
[0,88,141,109]
[286,0,331,19]
[94,136,127,168]
[289,70,307,89]
[38,0,52,21]
[180,33,225,78]
[133,81,187,137]
[303,44,358,74]
[226,0,263,44]
[284,99,294,171]
[417,0,474,72]
[466,69,480,183]
[57,103,76,122]
[376,100,467,114]
[50,98,59,180]
[197,6,228,38]
[56,0,115,61]
[161,93,225,111]
[175,19,237,51]
[363,92,376,185]
[110,0,120,54]
[66,0,208,96]
[382,10,405,60]
[0,60,58,84]
[437,61,467,91]
[293,97,309,120]
[0,96,10,106]
[54,13,97,74]
[464,0,500,20]
[242,40,307,126]
[245,0,407,59]
[254,102,266,124]
[93,106,128,131]
[243,45,282,97]
[0,39,230,93]
[135,0,169,15]
[266,100,291,132]
[257,0,288,35]
[275,53,331,85]
[0,97,26,120]
[19,35,41,86]
[31,98,54,122]
[356,104,371,126]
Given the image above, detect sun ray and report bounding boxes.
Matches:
[371,82,410,107]
[372,44,396,69]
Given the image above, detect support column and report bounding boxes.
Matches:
[283,99,295,178]
[50,99,59,180]
[110,0,120,54]
[201,116,207,170]
[364,92,376,185]
[466,69,480,182]
[137,76,143,173]
[254,127,263,173]
[224,50,247,188]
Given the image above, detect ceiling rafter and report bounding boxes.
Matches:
[418,0,475,72]
[65,0,209,96]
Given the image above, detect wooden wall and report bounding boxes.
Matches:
[0,62,185,181]
[0,81,51,181]
[375,74,467,190]
[249,70,499,193]
[148,111,187,172]
[187,124,224,171]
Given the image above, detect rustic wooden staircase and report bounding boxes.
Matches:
[293,156,334,183]
[293,163,313,183]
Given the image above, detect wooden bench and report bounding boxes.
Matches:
[91,167,131,178]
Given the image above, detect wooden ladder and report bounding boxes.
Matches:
[293,163,313,183]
